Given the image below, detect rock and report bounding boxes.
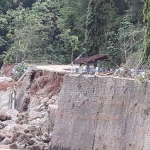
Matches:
[11,132,22,143]
[24,126,42,136]
[0,121,7,129]
[40,98,49,104]
[26,145,41,150]
[22,97,30,111]
[0,134,5,142]
[3,120,15,126]
[1,64,15,77]
[41,134,51,143]
[16,112,28,124]
[4,124,16,133]
[17,135,28,149]
[6,109,18,121]
[18,133,33,142]
[27,138,37,146]
[0,129,13,139]
[39,142,51,150]
[0,70,61,150]
[49,96,58,105]
[9,143,18,149]
[2,137,12,145]
[16,133,34,149]
[0,114,11,121]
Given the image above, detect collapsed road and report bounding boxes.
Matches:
[0,64,150,150]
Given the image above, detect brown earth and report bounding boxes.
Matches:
[1,64,15,77]
[0,64,66,149]
[0,80,14,91]
[0,64,15,91]
[30,70,65,99]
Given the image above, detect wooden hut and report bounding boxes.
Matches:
[73,54,110,73]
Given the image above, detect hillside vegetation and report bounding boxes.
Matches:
[0,0,149,68]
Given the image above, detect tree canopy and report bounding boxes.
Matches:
[0,0,148,68]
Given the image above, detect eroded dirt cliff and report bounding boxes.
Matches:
[1,64,15,77]
[0,64,65,150]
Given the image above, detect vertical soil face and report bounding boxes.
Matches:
[30,71,65,99]
[16,70,65,111]
[14,70,65,149]
[0,64,15,91]
[0,80,14,91]
[0,65,66,150]
[1,64,15,77]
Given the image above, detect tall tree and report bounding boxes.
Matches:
[57,0,89,63]
[143,0,150,62]
[0,0,145,66]
[85,0,111,55]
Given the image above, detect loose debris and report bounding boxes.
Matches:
[0,64,64,150]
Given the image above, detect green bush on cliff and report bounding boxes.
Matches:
[12,62,28,80]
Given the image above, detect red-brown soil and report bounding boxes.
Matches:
[1,64,15,77]
[0,81,14,91]
[30,70,65,98]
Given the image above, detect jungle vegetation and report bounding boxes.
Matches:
[0,0,148,68]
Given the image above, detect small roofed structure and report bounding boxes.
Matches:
[73,54,109,65]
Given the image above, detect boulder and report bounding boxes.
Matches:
[26,145,41,150]
[9,143,18,149]
[0,114,11,121]
[0,121,7,129]
[0,134,5,142]
[2,137,12,145]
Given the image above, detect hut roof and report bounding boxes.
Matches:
[73,54,109,64]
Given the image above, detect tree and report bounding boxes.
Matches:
[58,0,88,63]
[5,6,49,62]
[143,0,150,62]
[107,15,145,64]
[3,0,61,63]
[85,0,111,55]
[0,0,146,65]
[105,0,144,66]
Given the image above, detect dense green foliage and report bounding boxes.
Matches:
[143,0,150,62]
[0,0,148,67]
[85,0,111,55]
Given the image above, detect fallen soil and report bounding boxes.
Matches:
[1,64,15,77]
[0,79,14,91]
[0,64,66,150]
[30,70,65,99]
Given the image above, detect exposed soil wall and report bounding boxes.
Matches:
[16,70,65,111]
[0,68,65,149]
[0,80,14,91]
[51,75,150,150]
[30,70,65,99]
[1,64,15,77]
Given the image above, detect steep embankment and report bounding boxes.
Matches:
[0,64,65,149]
[1,64,150,150]
[51,74,150,150]
[1,64,15,77]
[15,70,65,149]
